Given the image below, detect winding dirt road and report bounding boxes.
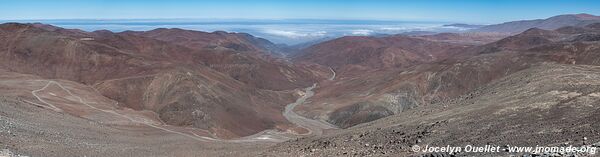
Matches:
[31,80,302,143]
[30,66,338,143]
[283,84,337,136]
[328,67,336,81]
[32,81,220,142]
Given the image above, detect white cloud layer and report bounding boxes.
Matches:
[263,30,327,38]
[351,29,374,35]
[15,19,469,44]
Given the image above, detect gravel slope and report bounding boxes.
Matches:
[263,63,600,156]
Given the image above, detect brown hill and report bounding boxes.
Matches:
[0,70,270,156]
[292,23,600,129]
[473,13,600,33]
[294,35,468,78]
[0,23,323,138]
[265,63,600,156]
[124,28,318,91]
[1,19,600,157]
[125,28,282,57]
[476,28,561,53]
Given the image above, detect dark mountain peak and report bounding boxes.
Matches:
[143,27,201,35]
[443,23,486,29]
[212,30,230,35]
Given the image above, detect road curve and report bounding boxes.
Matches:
[31,80,222,142]
[283,83,337,136]
[31,79,336,143]
[328,67,336,81]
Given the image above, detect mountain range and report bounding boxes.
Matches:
[0,14,599,156]
[473,13,600,33]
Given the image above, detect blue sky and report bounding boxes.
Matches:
[1,0,599,23]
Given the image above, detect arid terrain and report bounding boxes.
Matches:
[1,14,600,157]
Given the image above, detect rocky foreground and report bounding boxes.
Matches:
[1,15,600,156]
[263,63,600,156]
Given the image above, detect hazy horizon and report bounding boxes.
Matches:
[0,18,470,45]
[2,0,600,44]
[1,0,600,23]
